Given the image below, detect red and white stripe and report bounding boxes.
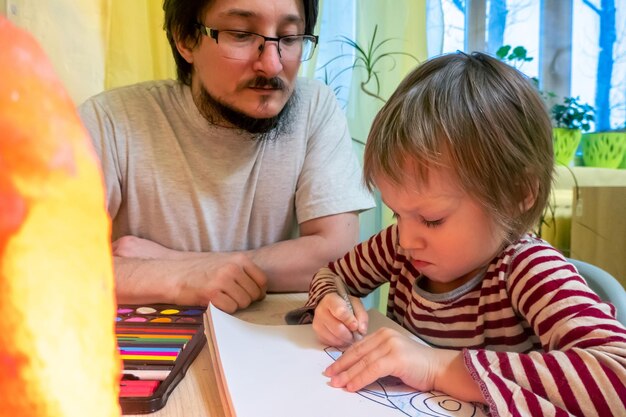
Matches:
[305,225,626,416]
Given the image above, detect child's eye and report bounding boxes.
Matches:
[422,218,444,228]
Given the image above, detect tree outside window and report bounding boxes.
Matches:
[427,0,626,130]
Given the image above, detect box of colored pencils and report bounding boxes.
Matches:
[115,304,206,414]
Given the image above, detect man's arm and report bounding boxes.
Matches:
[247,212,360,292]
[113,252,268,313]
[113,212,361,309]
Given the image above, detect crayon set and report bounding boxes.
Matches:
[116,304,206,414]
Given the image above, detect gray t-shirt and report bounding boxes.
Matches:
[78,78,374,252]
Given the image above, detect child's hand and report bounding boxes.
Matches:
[312,292,368,347]
[323,327,448,393]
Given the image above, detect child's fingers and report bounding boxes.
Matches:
[327,338,391,392]
[312,315,350,347]
[330,295,359,330]
[324,331,375,376]
[313,295,358,347]
[350,297,369,336]
[320,319,354,347]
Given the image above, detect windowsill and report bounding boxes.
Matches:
[554,165,626,190]
[544,165,626,256]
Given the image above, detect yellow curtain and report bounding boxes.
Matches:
[347,0,428,228]
[343,1,427,312]
[347,0,427,141]
[104,0,176,89]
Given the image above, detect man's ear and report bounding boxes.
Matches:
[175,35,195,64]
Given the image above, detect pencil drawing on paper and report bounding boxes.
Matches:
[324,348,487,417]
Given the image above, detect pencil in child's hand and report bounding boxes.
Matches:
[333,276,363,343]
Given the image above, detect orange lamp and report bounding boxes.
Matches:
[0,16,121,417]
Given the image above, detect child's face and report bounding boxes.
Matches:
[376,162,508,293]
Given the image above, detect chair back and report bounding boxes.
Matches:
[567,257,626,326]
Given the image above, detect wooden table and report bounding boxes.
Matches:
[125,293,308,417]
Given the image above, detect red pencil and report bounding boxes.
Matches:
[119,380,160,397]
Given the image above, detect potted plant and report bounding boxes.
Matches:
[496,45,533,71]
[495,46,594,167]
[550,96,595,166]
[619,123,626,169]
[320,24,418,104]
[581,124,626,169]
[318,25,419,145]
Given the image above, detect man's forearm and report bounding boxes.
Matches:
[113,257,188,304]
[112,213,360,299]
[113,254,267,311]
[247,212,360,292]
[114,234,352,302]
[246,233,353,292]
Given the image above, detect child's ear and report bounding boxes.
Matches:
[519,179,539,212]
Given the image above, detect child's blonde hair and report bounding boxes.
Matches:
[363,51,554,241]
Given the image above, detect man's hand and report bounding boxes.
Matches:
[113,240,268,313]
[177,253,268,313]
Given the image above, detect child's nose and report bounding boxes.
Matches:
[398,224,426,250]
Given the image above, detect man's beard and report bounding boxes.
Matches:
[195,77,296,141]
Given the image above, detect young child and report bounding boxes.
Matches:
[289,52,626,416]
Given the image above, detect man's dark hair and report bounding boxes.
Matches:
[162,0,319,85]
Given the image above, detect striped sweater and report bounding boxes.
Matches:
[301,225,626,416]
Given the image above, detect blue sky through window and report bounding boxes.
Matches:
[311,0,625,129]
[430,0,625,130]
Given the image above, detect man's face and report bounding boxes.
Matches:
[181,0,305,127]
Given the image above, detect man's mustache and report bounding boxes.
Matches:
[247,77,285,89]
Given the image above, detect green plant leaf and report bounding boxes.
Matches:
[317,24,419,104]
[496,45,512,60]
[550,96,595,131]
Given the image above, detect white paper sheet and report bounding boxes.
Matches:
[206,304,488,417]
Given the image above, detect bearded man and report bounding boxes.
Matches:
[79,0,374,313]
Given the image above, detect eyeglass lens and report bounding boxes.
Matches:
[216,31,315,62]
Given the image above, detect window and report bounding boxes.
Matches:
[572,0,626,130]
[427,0,626,130]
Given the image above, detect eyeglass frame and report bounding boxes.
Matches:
[196,24,319,62]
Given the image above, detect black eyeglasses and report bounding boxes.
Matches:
[196,24,318,62]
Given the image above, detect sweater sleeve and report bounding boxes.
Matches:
[464,244,626,416]
[285,225,399,324]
